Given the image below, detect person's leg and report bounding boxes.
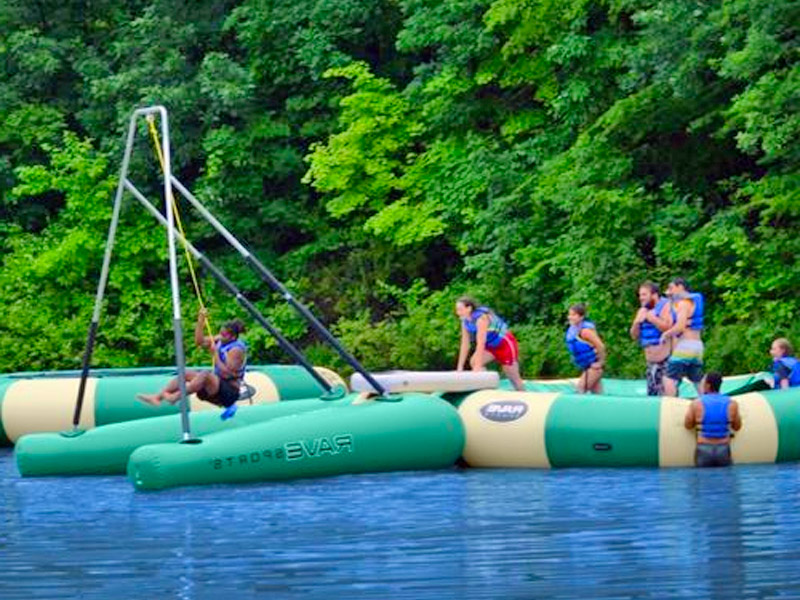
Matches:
[709,444,732,467]
[688,362,705,397]
[585,367,603,394]
[502,362,525,392]
[664,360,684,397]
[577,368,600,393]
[470,351,495,371]
[165,371,220,404]
[137,370,205,405]
[495,334,524,391]
[646,362,659,396]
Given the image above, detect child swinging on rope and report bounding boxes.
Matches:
[137,308,247,409]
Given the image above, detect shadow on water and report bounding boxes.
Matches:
[2,448,800,599]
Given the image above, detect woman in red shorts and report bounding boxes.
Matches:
[455,297,525,391]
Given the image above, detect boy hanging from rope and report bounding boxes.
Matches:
[137,308,247,412]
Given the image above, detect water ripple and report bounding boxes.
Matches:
[2,448,800,599]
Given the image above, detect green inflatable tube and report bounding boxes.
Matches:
[513,372,773,397]
[0,364,346,446]
[15,394,351,477]
[128,393,465,491]
[458,387,800,469]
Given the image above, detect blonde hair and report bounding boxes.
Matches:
[774,338,794,356]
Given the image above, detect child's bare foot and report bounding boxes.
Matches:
[136,393,162,407]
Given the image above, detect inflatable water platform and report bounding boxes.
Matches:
[0,365,345,445]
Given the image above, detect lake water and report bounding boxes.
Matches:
[2,447,800,599]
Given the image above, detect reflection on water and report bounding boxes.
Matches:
[2,448,800,599]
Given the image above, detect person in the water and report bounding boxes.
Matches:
[565,303,605,394]
[455,297,525,391]
[684,372,742,467]
[137,308,247,410]
[769,338,800,389]
[629,281,674,396]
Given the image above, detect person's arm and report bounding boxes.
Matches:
[684,400,700,430]
[774,363,791,389]
[457,327,471,371]
[215,347,244,380]
[661,300,691,343]
[647,303,674,332]
[729,401,742,431]
[629,308,647,340]
[580,329,606,368]
[195,308,214,351]
[470,315,490,370]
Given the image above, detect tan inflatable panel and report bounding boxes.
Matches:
[658,397,696,467]
[730,392,778,464]
[2,378,98,443]
[459,390,558,468]
[350,370,499,394]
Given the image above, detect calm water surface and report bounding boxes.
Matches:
[2,448,800,599]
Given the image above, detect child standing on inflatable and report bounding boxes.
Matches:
[455,297,525,391]
[660,277,704,397]
[770,338,800,389]
[565,303,606,394]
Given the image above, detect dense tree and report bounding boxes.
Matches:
[0,0,797,379]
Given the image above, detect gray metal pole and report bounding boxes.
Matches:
[152,108,193,442]
[72,113,139,430]
[123,180,334,394]
[170,177,387,396]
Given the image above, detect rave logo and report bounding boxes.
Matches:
[480,400,528,423]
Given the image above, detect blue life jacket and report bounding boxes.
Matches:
[672,292,704,331]
[700,393,731,439]
[773,356,800,388]
[215,338,247,381]
[639,297,670,348]
[462,306,509,349]
[565,320,598,370]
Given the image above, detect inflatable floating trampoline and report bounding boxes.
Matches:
[12,369,798,492]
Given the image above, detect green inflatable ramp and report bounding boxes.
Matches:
[128,393,465,491]
[16,394,350,477]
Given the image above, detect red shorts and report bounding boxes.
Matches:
[487,331,519,366]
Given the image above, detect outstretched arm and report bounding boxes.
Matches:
[457,327,471,371]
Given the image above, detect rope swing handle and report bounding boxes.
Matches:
[146,115,216,362]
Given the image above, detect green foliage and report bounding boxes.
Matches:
[0,0,798,385]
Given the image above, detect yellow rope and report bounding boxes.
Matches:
[146,115,216,358]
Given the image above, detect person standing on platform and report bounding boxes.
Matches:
[629,282,674,396]
[565,303,606,394]
[455,297,525,391]
[661,277,705,397]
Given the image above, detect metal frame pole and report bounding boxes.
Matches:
[123,181,334,393]
[72,113,138,429]
[152,108,193,441]
[170,177,388,396]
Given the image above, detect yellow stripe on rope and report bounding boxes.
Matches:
[146,115,215,361]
